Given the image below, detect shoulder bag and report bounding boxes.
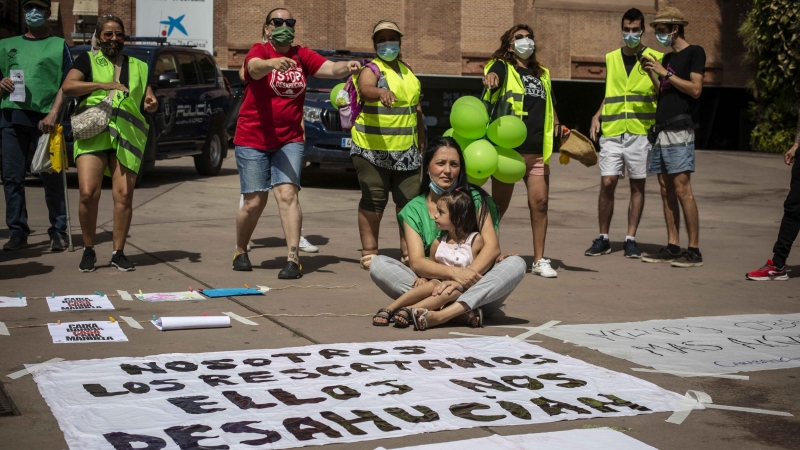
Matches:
[71,55,122,140]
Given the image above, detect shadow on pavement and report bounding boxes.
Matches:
[258,254,360,273]
[251,234,330,249]
[0,260,54,280]
[128,250,202,267]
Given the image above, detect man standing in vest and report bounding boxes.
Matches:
[0,0,71,251]
[640,7,706,267]
[587,8,662,259]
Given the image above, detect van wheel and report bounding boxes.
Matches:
[195,123,224,176]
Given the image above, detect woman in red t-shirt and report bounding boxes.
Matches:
[232,7,361,278]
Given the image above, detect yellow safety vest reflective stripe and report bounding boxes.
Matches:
[351,58,421,151]
[600,48,662,136]
[482,60,555,165]
[73,53,149,174]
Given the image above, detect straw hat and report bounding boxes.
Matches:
[650,7,689,28]
[373,20,404,37]
[559,130,597,167]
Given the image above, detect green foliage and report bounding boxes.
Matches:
[739,0,800,152]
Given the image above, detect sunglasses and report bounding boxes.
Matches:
[514,33,533,40]
[269,18,297,28]
[102,31,125,39]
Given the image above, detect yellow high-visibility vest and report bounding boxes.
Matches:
[483,59,555,164]
[601,47,663,136]
[351,58,421,151]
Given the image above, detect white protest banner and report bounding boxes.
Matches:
[33,338,690,449]
[48,321,129,344]
[0,296,27,307]
[375,427,657,450]
[136,0,214,51]
[47,295,115,312]
[136,291,206,302]
[541,313,800,374]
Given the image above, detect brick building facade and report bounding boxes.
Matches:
[2,0,752,86]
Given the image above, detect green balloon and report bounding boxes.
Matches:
[443,128,455,137]
[330,82,346,110]
[451,131,475,151]
[463,139,499,178]
[487,115,527,149]
[450,103,488,140]
[453,96,489,122]
[492,146,527,184]
[468,174,489,186]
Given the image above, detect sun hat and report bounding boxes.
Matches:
[22,0,51,9]
[559,130,598,167]
[373,20,403,38]
[650,7,689,28]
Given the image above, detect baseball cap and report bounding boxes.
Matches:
[22,0,52,9]
[372,20,403,38]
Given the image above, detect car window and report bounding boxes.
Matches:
[197,56,217,85]
[154,53,178,80]
[177,53,201,86]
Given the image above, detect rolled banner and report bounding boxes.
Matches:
[152,316,231,331]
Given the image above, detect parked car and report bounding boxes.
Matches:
[222,50,374,170]
[61,37,232,186]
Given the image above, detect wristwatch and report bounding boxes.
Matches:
[664,71,673,79]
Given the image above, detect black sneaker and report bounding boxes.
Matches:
[671,251,704,268]
[79,248,97,273]
[278,261,303,279]
[50,235,67,252]
[624,240,642,258]
[642,247,682,263]
[232,252,252,271]
[111,251,136,272]
[3,235,28,251]
[585,237,611,256]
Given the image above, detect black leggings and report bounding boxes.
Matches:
[773,161,800,267]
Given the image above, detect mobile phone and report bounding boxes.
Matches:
[636,50,645,61]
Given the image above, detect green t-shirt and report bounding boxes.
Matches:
[398,188,501,256]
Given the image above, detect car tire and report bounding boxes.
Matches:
[195,119,225,176]
[134,117,158,188]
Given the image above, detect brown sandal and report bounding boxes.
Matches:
[360,254,377,270]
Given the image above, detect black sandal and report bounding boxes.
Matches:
[372,308,393,327]
[468,308,484,328]
[392,308,413,328]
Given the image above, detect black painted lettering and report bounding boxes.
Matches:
[268,388,326,406]
[319,349,349,360]
[281,368,321,380]
[449,402,506,422]
[283,417,343,441]
[446,357,495,369]
[221,421,281,446]
[123,382,150,394]
[150,379,185,392]
[321,385,361,400]
[375,360,413,370]
[166,396,226,415]
[239,371,276,383]
[242,358,271,367]
[320,410,401,435]
[199,375,237,387]
[530,397,591,416]
[394,345,426,355]
[728,337,790,350]
[536,373,587,388]
[202,359,238,370]
[83,383,129,397]
[578,394,651,413]
[498,401,532,420]
[450,377,516,393]
[419,359,453,371]
[491,356,522,365]
[359,348,389,356]
[316,365,352,377]
[120,362,167,375]
[501,375,543,390]
[384,405,440,423]
[164,424,227,449]
[103,432,166,450]
[350,363,384,373]
[366,380,412,396]
[271,353,311,363]
[222,391,277,409]
[165,361,199,372]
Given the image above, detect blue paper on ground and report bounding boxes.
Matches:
[200,288,264,298]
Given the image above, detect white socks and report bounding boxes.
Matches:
[599,234,609,240]
[626,236,635,242]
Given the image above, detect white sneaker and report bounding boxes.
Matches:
[532,258,558,278]
[299,236,318,253]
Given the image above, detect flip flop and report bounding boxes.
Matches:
[468,308,484,328]
[411,308,429,331]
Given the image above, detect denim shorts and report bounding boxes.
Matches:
[236,142,304,193]
[649,128,695,175]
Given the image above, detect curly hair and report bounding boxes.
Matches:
[489,24,543,78]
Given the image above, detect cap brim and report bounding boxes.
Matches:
[23,0,51,8]
[372,27,403,38]
[650,20,689,27]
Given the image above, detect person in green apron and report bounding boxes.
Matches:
[62,15,158,273]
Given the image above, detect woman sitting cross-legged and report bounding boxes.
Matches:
[370,137,527,330]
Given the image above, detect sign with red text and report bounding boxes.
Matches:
[48,321,129,344]
[47,295,115,312]
[33,338,688,449]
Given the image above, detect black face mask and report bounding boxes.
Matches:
[99,39,123,58]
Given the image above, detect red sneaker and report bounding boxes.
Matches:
[746,260,788,281]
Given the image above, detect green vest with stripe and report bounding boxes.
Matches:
[351,58,420,151]
[0,35,64,114]
[74,53,149,174]
[482,60,555,165]
[601,47,662,136]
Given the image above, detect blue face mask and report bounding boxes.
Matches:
[429,181,456,196]
[376,41,400,62]
[655,32,673,47]
[623,32,641,48]
[25,7,46,28]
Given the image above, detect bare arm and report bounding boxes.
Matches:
[429,238,441,260]
[313,60,361,79]
[643,57,703,99]
[466,209,501,275]
[62,68,127,97]
[417,103,426,151]
[247,57,296,81]
[405,223,455,280]
[590,98,605,141]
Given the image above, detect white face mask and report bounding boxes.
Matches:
[513,38,535,59]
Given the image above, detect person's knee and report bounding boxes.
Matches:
[601,176,618,191]
[113,189,134,209]
[368,255,395,281]
[501,255,527,281]
[674,180,693,200]
[79,186,100,205]
[359,197,388,213]
[241,192,267,214]
[530,195,549,214]
[273,184,299,206]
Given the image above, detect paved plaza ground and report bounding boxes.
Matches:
[0,150,798,449]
